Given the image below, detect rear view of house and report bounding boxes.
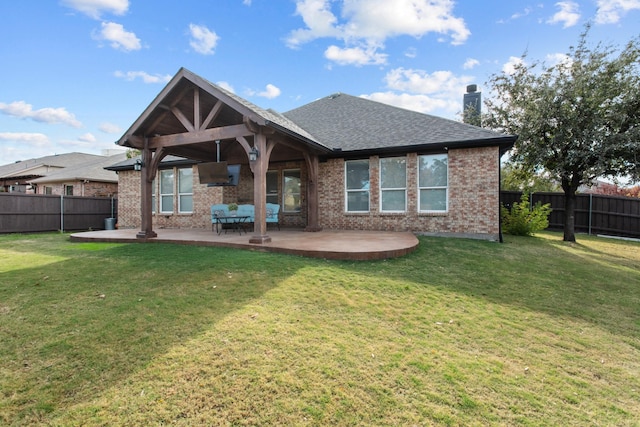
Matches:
[109,68,515,242]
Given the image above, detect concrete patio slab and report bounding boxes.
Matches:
[69,228,419,261]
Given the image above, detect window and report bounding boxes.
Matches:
[159,169,174,213]
[65,185,74,196]
[283,169,301,212]
[380,157,406,212]
[418,154,448,212]
[345,159,369,212]
[178,167,193,213]
[151,178,156,213]
[266,170,278,204]
[44,186,52,195]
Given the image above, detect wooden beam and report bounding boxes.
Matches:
[193,88,200,130]
[201,99,223,130]
[171,106,195,132]
[147,124,253,149]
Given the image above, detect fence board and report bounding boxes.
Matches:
[500,191,640,238]
[0,193,117,233]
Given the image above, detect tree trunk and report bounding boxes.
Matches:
[562,179,578,242]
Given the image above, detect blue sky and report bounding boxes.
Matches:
[0,0,638,164]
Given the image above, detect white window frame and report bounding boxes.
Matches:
[418,153,448,213]
[344,159,370,213]
[159,169,174,214]
[266,170,279,205]
[379,157,407,213]
[282,169,301,213]
[177,167,193,213]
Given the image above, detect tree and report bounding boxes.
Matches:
[484,27,640,241]
[501,163,560,193]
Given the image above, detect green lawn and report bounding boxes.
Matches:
[0,232,638,426]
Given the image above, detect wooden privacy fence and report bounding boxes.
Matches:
[0,193,117,234]
[501,191,640,239]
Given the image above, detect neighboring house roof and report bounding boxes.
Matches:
[283,93,516,155]
[30,153,127,184]
[0,152,105,180]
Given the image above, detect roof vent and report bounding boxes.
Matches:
[328,93,341,100]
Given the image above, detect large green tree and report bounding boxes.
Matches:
[484,28,640,241]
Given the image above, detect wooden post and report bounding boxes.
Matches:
[249,131,271,244]
[136,144,157,239]
[304,152,322,232]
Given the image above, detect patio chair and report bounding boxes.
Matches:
[265,203,280,230]
[211,204,230,233]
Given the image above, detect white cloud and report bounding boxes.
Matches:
[545,52,573,68]
[595,0,640,24]
[502,56,525,75]
[324,44,387,66]
[78,133,97,143]
[384,68,473,96]
[0,101,82,128]
[0,132,50,145]
[95,22,141,51]
[61,0,129,19]
[99,122,122,134]
[404,47,417,58]
[114,70,172,83]
[547,1,581,28]
[463,58,480,70]
[286,0,470,66]
[188,24,219,55]
[257,84,282,99]
[216,81,235,93]
[362,92,453,115]
[359,67,475,117]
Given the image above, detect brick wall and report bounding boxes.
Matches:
[117,146,500,239]
[117,166,224,229]
[317,146,500,239]
[37,181,117,197]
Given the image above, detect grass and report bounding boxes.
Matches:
[0,231,639,426]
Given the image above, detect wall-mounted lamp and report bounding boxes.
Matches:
[249,146,259,162]
[134,158,143,171]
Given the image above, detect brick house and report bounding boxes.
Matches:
[0,152,124,197]
[108,68,515,242]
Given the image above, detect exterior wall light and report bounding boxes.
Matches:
[134,159,143,171]
[249,146,259,162]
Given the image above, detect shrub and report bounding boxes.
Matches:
[501,193,552,236]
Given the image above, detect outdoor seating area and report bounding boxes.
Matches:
[211,203,281,234]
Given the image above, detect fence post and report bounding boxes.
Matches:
[589,193,593,236]
[60,194,64,233]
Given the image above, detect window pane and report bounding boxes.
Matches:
[382,190,405,211]
[152,179,156,213]
[419,154,448,187]
[380,158,406,189]
[283,170,301,212]
[420,189,447,211]
[179,195,193,212]
[266,171,278,204]
[160,170,174,193]
[178,168,192,193]
[161,195,173,212]
[346,160,369,190]
[347,191,369,211]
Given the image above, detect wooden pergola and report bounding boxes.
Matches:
[117,68,330,243]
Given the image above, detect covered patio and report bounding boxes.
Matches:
[70,228,419,261]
